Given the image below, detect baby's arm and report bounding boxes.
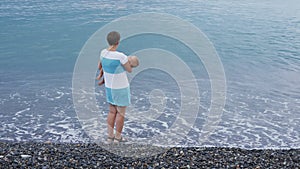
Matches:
[96,61,105,85]
[96,68,103,80]
[96,61,103,79]
[98,61,102,70]
[98,78,105,86]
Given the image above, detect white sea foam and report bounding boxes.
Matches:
[15,108,30,116]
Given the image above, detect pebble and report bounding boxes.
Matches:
[21,155,31,158]
[0,142,299,168]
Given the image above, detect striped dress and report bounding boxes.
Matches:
[100,49,130,106]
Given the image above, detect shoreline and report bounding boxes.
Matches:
[0,142,299,168]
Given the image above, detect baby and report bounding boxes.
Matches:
[97,56,139,86]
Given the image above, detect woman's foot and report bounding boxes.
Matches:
[113,136,128,144]
[106,136,114,144]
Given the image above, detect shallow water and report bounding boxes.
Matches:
[0,0,300,149]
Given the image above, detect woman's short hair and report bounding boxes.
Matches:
[107,31,120,46]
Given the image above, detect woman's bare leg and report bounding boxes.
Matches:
[115,106,126,139]
[107,104,117,138]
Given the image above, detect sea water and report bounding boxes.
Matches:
[0,0,300,149]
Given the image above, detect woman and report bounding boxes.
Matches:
[99,31,132,144]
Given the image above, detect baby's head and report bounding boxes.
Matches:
[128,56,139,68]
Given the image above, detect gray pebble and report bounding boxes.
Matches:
[21,154,31,158]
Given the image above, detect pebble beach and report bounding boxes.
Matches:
[0,142,299,168]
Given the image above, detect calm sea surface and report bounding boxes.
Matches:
[1,0,300,149]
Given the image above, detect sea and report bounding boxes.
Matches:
[0,0,300,149]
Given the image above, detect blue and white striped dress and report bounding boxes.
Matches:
[100,49,130,106]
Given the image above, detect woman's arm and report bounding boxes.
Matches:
[122,61,132,73]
